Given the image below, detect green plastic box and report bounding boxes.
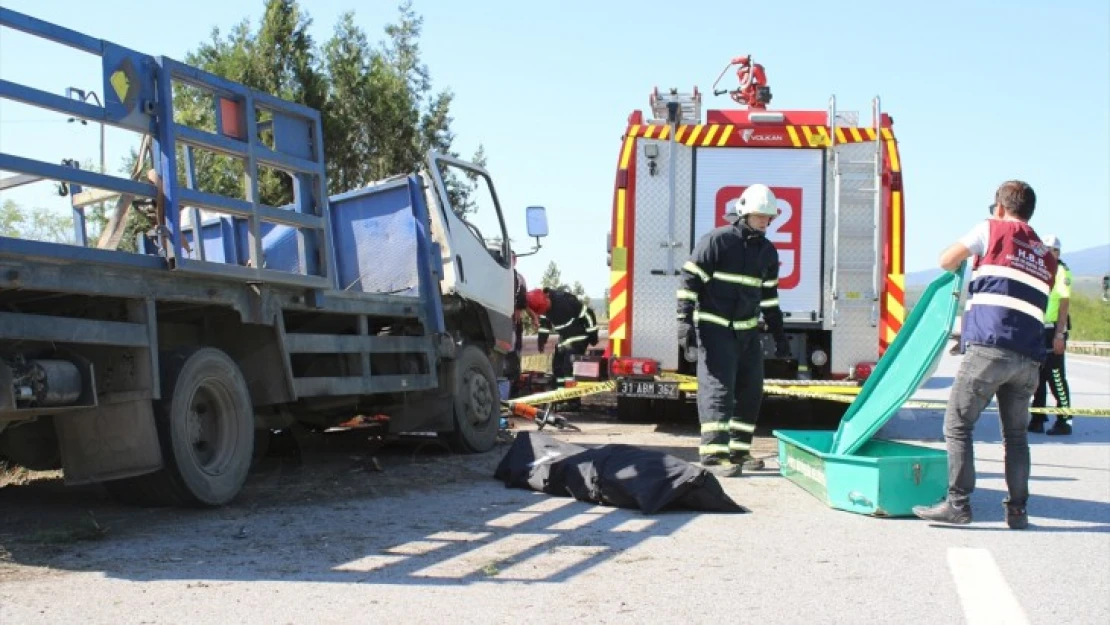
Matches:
[774,430,948,517]
[773,264,966,517]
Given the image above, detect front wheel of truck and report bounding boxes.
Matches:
[106,347,255,507]
[443,344,499,453]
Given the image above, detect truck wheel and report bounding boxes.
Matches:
[443,344,499,453]
[106,347,254,507]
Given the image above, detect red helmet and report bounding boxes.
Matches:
[526,289,550,315]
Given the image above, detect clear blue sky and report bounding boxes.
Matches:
[2,0,1108,297]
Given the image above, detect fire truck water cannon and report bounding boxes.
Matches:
[711,55,772,109]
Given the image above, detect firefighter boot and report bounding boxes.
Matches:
[698,457,741,478]
[1028,415,1046,433]
[730,453,766,471]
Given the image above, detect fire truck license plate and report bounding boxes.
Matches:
[617,379,679,399]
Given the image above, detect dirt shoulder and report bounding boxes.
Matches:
[2,397,786,585]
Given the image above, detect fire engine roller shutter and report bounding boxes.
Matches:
[692,147,824,322]
[630,138,695,371]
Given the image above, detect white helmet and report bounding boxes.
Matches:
[726,184,778,222]
[1043,234,1061,251]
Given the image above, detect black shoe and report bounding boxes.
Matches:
[730,454,766,471]
[1046,419,1072,436]
[912,500,972,525]
[1028,417,1046,433]
[1004,504,1029,530]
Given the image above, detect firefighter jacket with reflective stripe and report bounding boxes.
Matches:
[537,288,595,351]
[677,222,786,341]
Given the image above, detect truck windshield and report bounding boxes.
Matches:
[435,160,509,266]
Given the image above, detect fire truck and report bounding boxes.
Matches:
[596,57,906,418]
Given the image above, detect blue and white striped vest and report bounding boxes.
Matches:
[962,219,1057,361]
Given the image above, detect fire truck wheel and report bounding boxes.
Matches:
[443,344,499,453]
[106,347,254,507]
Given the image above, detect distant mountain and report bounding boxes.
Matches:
[905,244,1109,286]
[1063,244,1110,276]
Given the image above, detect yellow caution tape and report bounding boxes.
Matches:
[501,381,616,407]
[760,386,1110,417]
[661,372,862,388]
[773,385,861,395]
[504,372,1110,418]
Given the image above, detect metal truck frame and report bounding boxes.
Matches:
[0,8,546,506]
[598,85,905,418]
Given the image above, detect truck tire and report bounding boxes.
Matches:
[443,344,499,453]
[106,347,255,507]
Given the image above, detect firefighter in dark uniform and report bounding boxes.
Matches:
[527,287,595,392]
[677,184,790,478]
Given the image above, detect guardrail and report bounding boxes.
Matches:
[1068,341,1110,357]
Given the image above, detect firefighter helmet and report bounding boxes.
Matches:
[526,289,550,315]
[1043,234,1061,251]
[734,184,779,219]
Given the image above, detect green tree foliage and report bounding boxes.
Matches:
[540,261,562,290]
[0,200,76,244]
[113,0,482,251]
[539,261,590,307]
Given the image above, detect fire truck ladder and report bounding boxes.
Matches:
[648,87,702,125]
[648,87,702,276]
[828,96,884,327]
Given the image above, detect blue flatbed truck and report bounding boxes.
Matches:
[0,8,547,506]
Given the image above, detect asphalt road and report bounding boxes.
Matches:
[1,352,1107,625]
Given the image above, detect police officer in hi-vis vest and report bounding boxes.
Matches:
[1029,234,1073,436]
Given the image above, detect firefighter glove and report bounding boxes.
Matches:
[678,322,697,352]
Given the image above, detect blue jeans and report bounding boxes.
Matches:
[944,344,1041,509]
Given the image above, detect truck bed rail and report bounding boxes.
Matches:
[0,6,336,293]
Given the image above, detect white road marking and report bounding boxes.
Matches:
[947,547,1030,625]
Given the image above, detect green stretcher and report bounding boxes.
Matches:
[773,262,966,517]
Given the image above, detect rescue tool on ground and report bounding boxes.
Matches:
[501,400,580,432]
[587,53,906,423]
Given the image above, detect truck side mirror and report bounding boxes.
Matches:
[526,206,548,238]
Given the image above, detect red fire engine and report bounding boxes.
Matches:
[594,56,906,418]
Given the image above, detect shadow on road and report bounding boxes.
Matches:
[923,487,1110,534]
[879,407,1110,447]
[0,429,728,586]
